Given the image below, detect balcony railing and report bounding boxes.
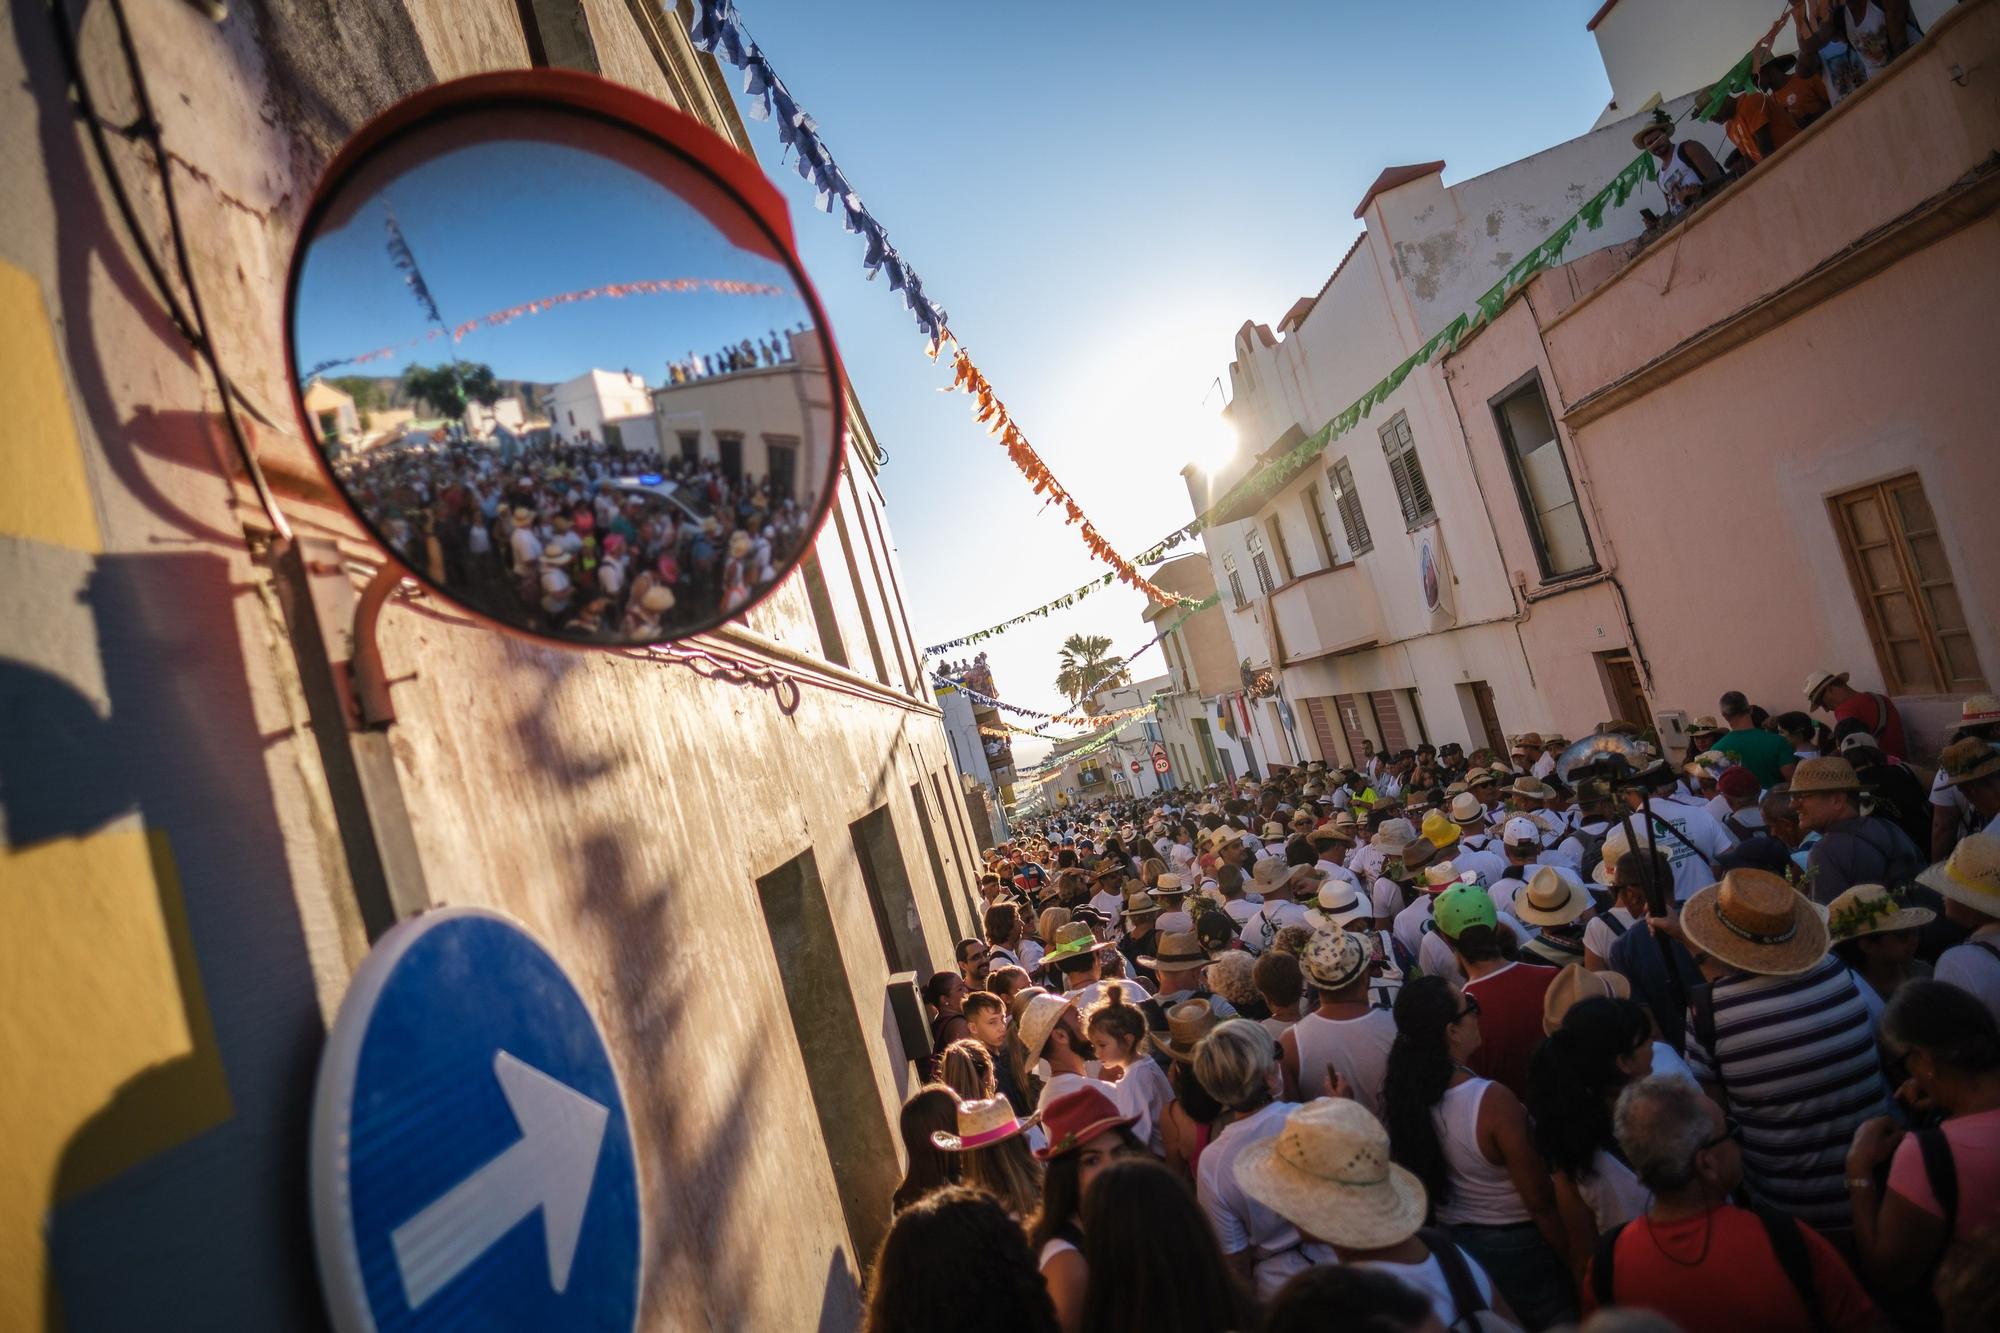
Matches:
[1268,563,1383,664]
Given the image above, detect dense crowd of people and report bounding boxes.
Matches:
[333,435,814,639]
[874,682,2000,1332]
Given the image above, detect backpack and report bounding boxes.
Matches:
[1417,1227,1491,1331]
[1592,1210,1828,1333]
[1570,825,1611,882]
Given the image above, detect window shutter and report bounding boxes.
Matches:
[1332,459,1371,553]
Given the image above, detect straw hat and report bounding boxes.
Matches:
[1371,818,1418,855]
[1960,694,2000,727]
[1450,792,1486,824]
[1421,860,1463,891]
[1042,920,1115,965]
[1147,873,1190,901]
[1590,826,1638,887]
[1331,813,1361,838]
[641,585,676,613]
[1680,868,1828,976]
[1307,823,1351,846]
[1305,882,1371,931]
[1421,810,1461,850]
[1689,715,1726,736]
[1301,927,1371,988]
[1122,888,1160,921]
[1034,1086,1138,1161]
[1154,998,1220,1062]
[1233,1098,1428,1249]
[1790,756,1863,795]
[1508,777,1554,801]
[1249,858,1289,894]
[1018,992,1076,1065]
[1918,833,2000,920]
[1937,738,2000,789]
[1542,963,1632,1036]
[1515,866,1591,927]
[1826,883,1935,942]
[1137,930,1211,975]
[1400,837,1439,872]
[1804,669,1850,708]
[931,1097,1029,1152]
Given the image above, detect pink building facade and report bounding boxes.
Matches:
[1444,0,2000,756]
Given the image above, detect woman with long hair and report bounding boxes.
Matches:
[1078,1157,1255,1333]
[1384,974,1573,1328]
[1139,855,1168,890]
[1525,995,1655,1281]
[958,1122,1044,1223]
[1847,980,2000,1305]
[1026,1088,1144,1333]
[892,1086,962,1214]
[939,1037,997,1104]
[863,1186,1060,1333]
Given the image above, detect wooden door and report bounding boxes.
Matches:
[1600,654,1650,730]
[1469,680,1507,756]
[1334,694,1373,767]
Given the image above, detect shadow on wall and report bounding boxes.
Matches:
[572,832,864,1330]
[0,553,328,1330]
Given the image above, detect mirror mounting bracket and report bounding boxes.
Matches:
[350,563,402,729]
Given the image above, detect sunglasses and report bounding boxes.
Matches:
[1456,993,1481,1022]
[1700,1116,1743,1151]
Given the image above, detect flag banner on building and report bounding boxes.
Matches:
[382,201,447,333]
[1415,522,1457,632]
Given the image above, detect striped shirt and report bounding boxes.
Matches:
[1683,956,1890,1231]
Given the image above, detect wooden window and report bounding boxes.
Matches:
[1222,552,1248,609]
[1830,475,1987,694]
[1492,374,1595,578]
[1246,530,1276,596]
[1304,484,1340,567]
[1266,519,1294,582]
[1378,413,1435,528]
[1330,458,1372,554]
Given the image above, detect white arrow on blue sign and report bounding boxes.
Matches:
[311,907,642,1332]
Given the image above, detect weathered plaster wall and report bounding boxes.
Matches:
[0,2,971,1329]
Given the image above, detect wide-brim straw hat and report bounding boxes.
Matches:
[1018,992,1075,1066]
[1305,882,1371,932]
[1250,858,1290,892]
[1400,837,1440,872]
[932,1096,1029,1152]
[1508,777,1554,801]
[1542,963,1632,1036]
[1147,872,1190,900]
[1937,738,2000,789]
[1960,694,2000,727]
[1043,921,1116,965]
[1515,866,1592,927]
[1450,792,1486,824]
[1153,998,1218,1062]
[1371,818,1418,855]
[1138,930,1211,974]
[1680,868,1829,976]
[1826,883,1936,941]
[1233,1099,1428,1249]
[1790,756,1864,795]
[1918,833,2000,920]
[1804,669,1850,708]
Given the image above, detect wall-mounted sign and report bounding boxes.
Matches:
[311,907,642,1332]
[1150,743,1170,775]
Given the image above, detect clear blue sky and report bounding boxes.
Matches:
[295,137,813,383]
[720,2,1619,764]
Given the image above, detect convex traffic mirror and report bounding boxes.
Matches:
[287,72,843,646]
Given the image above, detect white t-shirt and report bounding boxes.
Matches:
[1453,845,1510,890]
[1019,939,1046,972]
[1316,858,1361,887]
[1352,1249,1498,1332]
[1575,1149,1650,1232]
[1935,923,2000,1025]
[1932,763,1981,835]
[1371,875,1411,923]
[1392,894,1435,963]
[1532,752,1558,781]
[1223,895,1265,929]
[1583,906,1636,962]
[1089,888,1124,921]
[1112,1056,1173,1157]
[1628,798,1734,902]
[1196,1101,1336,1301]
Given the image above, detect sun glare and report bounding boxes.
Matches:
[1192,411,1238,474]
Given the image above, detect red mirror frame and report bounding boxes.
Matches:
[281,69,848,650]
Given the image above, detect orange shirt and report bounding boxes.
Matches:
[1727,92,1800,165]
[1770,73,1831,136]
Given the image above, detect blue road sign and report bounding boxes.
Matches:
[312,907,642,1332]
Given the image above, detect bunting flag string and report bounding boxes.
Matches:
[688,1,1191,608]
[381,202,447,334]
[300,277,789,380]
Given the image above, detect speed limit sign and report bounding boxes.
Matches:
[1150,743,1170,775]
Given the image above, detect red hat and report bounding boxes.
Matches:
[1034,1086,1138,1161]
[573,511,595,534]
[1717,767,1759,801]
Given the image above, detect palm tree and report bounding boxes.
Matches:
[1054,633,1131,709]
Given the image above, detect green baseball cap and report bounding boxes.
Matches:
[1433,884,1498,939]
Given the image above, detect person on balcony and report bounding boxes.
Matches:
[1635,112,1724,220]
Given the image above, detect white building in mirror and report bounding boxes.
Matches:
[548,368,653,449]
[650,331,833,507]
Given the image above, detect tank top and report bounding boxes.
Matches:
[1432,1079,1530,1226]
[1291,1009,1397,1120]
